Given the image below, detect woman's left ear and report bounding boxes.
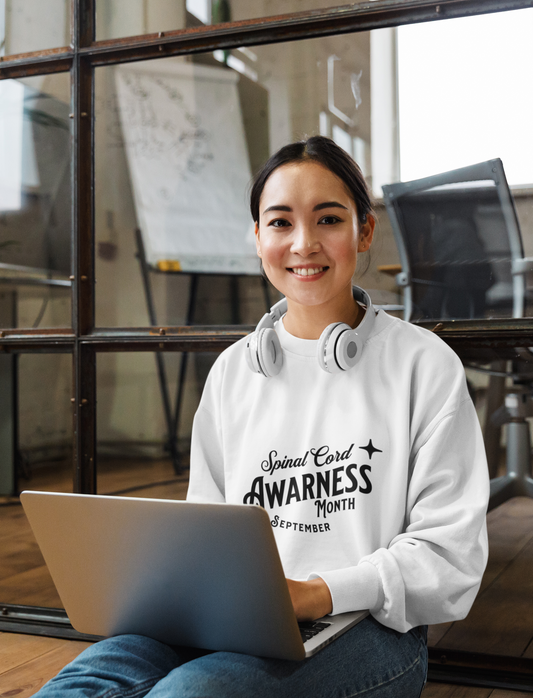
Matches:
[255,222,261,257]
[357,215,375,252]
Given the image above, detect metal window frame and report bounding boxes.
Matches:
[1,0,533,686]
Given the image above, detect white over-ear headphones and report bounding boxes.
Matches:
[245,286,376,377]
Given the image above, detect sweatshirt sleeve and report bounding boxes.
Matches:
[317,395,489,632]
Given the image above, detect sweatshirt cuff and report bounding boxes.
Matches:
[308,562,384,616]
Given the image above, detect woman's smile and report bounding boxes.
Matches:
[289,265,328,278]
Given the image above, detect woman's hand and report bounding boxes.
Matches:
[286,577,333,621]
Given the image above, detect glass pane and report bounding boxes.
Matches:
[0,0,70,56]
[0,352,72,608]
[95,1,361,41]
[96,351,220,498]
[0,72,72,329]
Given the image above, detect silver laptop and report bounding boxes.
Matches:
[20,491,368,661]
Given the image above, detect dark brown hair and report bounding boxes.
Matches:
[250,135,374,225]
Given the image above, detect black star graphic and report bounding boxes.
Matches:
[359,439,382,460]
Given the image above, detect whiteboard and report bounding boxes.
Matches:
[115,59,258,274]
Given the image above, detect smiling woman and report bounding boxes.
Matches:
[255,162,367,337]
[251,137,375,339]
[33,136,489,697]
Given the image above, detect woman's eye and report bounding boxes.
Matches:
[269,218,290,228]
[319,215,341,225]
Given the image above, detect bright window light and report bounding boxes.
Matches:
[398,9,533,186]
[332,125,352,157]
[0,1,5,58]
[226,54,258,82]
[186,0,210,25]
[0,79,24,211]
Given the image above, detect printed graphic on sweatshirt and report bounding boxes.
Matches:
[243,439,383,533]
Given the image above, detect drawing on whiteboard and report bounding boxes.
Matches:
[116,59,257,274]
[119,72,214,182]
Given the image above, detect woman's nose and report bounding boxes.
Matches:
[290,224,320,255]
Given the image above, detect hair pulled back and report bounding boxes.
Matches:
[250,135,374,226]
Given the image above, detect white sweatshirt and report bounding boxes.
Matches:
[187,308,489,633]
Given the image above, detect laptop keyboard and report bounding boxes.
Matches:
[298,620,331,643]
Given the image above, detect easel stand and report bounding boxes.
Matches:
[135,229,272,475]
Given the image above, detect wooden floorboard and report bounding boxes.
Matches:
[429,497,533,653]
[9,456,186,498]
[0,634,92,697]
[0,458,189,608]
[522,638,533,660]
[97,459,185,496]
[421,687,533,697]
[0,504,35,542]
[0,632,72,674]
[478,498,533,595]
[433,534,533,656]
[428,620,454,647]
[0,528,45,582]
[421,684,492,697]
[0,565,62,607]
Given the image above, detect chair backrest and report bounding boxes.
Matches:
[382,159,524,321]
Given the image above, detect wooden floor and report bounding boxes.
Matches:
[0,633,92,697]
[0,458,190,607]
[1,458,533,695]
[423,686,531,697]
[427,497,533,657]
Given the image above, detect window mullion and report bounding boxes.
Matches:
[72,0,97,493]
[73,343,96,493]
[76,0,96,48]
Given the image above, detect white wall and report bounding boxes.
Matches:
[370,28,399,198]
[3,0,69,56]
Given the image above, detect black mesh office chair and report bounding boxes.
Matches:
[383,159,533,509]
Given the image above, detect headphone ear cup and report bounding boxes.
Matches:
[257,328,283,377]
[317,322,363,373]
[334,328,363,370]
[246,328,282,377]
[245,332,261,374]
[317,323,345,373]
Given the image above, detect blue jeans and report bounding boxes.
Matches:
[35,617,427,697]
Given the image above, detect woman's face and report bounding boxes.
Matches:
[255,160,374,314]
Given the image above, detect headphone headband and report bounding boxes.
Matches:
[256,297,288,333]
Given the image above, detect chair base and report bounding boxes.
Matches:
[489,474,533,511]
[488,420,533,511]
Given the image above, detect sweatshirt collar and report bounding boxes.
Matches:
[275,315,319,358]
[275,308,387,359]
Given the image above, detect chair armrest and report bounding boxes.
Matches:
[377,264,402,276]
[395,271,411,287]
[511,257,533,275]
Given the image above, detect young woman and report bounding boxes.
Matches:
[35,136,489,697]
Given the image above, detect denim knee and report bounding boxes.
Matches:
[34,635,182,698]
